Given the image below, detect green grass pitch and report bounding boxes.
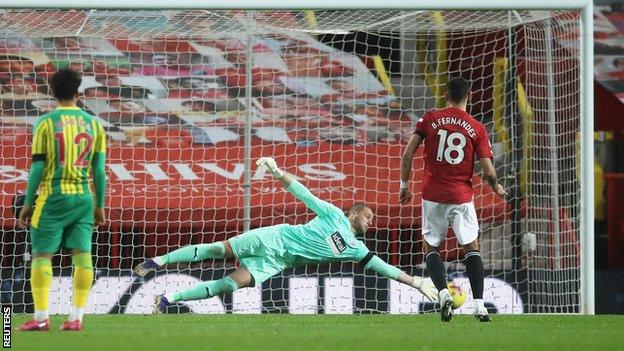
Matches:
[10,314,624,351]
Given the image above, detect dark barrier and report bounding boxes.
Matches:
[596,270,624,314]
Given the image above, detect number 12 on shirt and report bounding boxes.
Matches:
[54,132,94,168]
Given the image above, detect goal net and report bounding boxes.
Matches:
[0,9,582,314]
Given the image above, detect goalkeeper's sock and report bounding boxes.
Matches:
[154,242,226,266]
[425,251,447,291]
[167,276,238,302]
[31,257,53,322]
[71,253,94,322]
[464,250,485,299]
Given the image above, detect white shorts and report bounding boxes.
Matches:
[421,199,479,247]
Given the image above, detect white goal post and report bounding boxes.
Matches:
[0,0,594,314]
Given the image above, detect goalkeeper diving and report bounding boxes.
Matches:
[135,157,438,311]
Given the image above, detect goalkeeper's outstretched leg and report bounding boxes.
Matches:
[133,240,256,313]
[134,241,235,277]
[153,266,254,313]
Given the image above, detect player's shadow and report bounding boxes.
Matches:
[163,303,193,314]
[419,302,498,314]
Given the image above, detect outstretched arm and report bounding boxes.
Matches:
[363,254,438,302]
[256,157,335,216]
[276,171,293,189]
[399,133,423,204]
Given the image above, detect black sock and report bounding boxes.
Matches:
[464,251,484,299]
[425,251,447,291]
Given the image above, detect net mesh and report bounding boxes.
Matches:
[0,9,581,314]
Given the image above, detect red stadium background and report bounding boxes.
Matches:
[0,11,510,271]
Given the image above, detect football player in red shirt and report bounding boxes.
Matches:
[400,77,506,322]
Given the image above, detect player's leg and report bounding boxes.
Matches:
[155,227,286,312]
[19,194,65,331]
[139,225,284,277]
[18,198,64,331]
[421,199,453,322]
[451,201,490,322]
[424,241,453,322]
[157,240,234,263]
[156,266,254,313]
[17,252,54,331]
[134,240,234,277]
[144,225,283,275]
[53,249,93,331]
[61,196,96,331]
[461,240,489,321]
[29,252,54,322]
[422,241,447,292]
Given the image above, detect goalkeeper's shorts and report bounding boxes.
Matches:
[30,193,94,254]
[229,224,293,286]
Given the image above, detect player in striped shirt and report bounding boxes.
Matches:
[17,69,108,331]
[135,157,438,312]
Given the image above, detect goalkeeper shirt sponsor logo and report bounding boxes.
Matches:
[327,232,347,255]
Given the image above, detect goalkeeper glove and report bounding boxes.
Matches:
[411,276,438,302]
[256,157,284,178]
